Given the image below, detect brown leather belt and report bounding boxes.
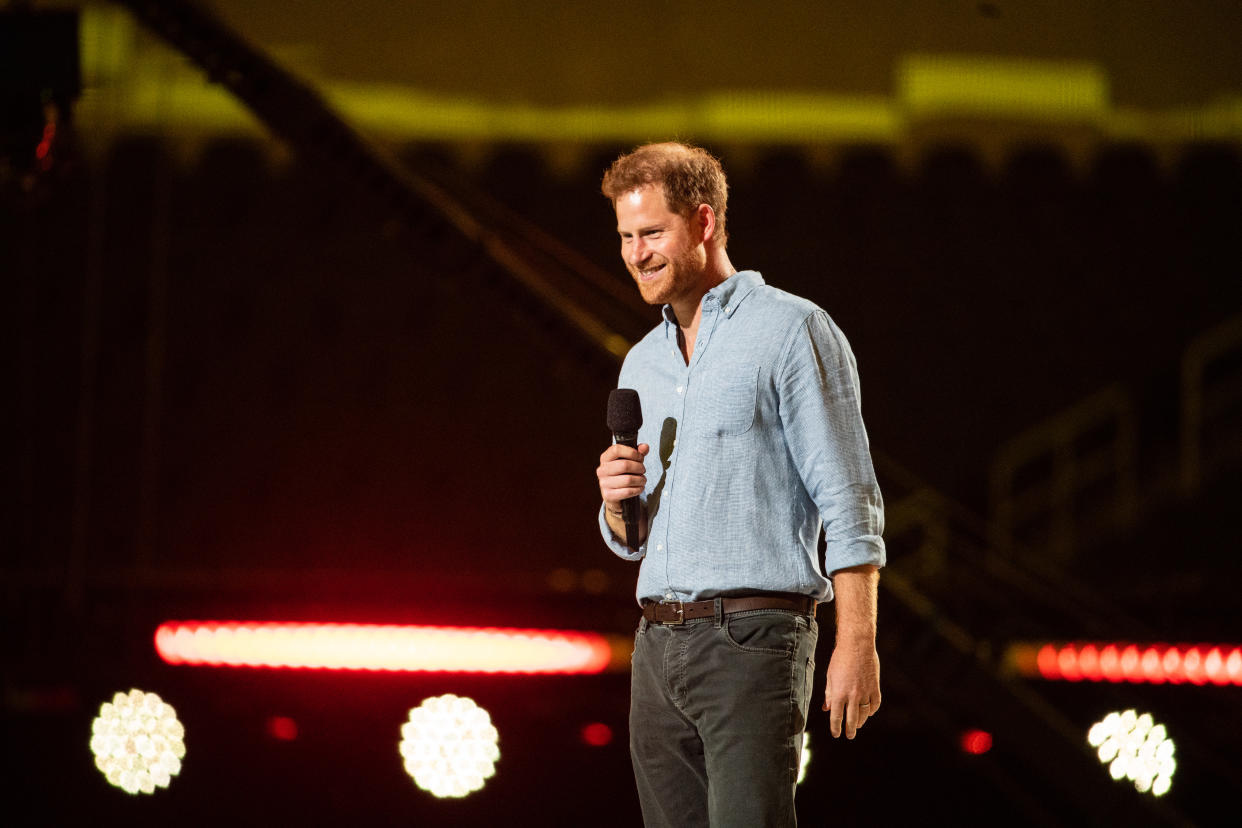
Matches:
[641,594,817,625]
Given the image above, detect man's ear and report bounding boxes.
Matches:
[697,203,717,244]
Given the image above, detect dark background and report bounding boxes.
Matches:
[5,1,1242,825]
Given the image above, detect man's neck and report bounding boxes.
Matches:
[671,256,736,364]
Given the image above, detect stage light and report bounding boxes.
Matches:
[1161,647,1183,684]
[1058,645,1082,681]
[1007,642,1242,685]
[960,729,993,755]
[89,689,185,795]
[1036,643,1058,679]
[1121,645,1142,681]
[580,722,613,747]
[265,715,298,742]
[398,694,499,799]
[1228,649,1242,684]
[1141,647,1164,683]
[798,732,811,785]
[1099,644,1123,682]
[1205,648,1225,685]
[1087,710,1176,797]
[154,621,614,674]
[1077,644,1102,681]
[1183,647,1207,685]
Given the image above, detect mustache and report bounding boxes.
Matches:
[630,258,667,273]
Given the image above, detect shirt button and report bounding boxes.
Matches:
[676,386,684,394]
[656,544,664,551]
[665,592,674,600]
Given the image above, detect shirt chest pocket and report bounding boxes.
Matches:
[693,363,759,437]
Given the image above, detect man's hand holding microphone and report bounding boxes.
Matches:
[597,388,648,550]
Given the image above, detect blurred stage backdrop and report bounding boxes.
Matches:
[5,1,1242,825]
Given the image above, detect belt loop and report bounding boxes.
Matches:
[639,616,649,633]
[713,597,723,628]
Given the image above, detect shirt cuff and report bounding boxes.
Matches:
[598,502,645,561]
[825,535,886,575]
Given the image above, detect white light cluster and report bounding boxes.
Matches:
[89,689,186,794]
[798,732,812,785]
[398,694,500,798]
[1087,710,1176,797]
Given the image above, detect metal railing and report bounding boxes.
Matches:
[989,384,1138,561]
[1181,312,1242,495]
[990,309,1242,562]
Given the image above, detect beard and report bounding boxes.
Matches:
[629,246,705,308]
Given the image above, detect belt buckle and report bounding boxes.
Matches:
[665,600,685,625]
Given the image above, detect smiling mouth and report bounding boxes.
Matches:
[637,264,666,281]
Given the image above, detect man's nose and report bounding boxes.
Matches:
[628,237,648,264]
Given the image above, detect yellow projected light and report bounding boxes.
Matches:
[398,694,500,799]
[1087,710,1176,797]
[89,689,186,795]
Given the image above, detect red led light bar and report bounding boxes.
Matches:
[155,621,615,674]
[1007,641,1242,685]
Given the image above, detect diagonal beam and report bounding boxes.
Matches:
[110,0,632,368]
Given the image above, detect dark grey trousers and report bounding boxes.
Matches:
[629,606,819,827]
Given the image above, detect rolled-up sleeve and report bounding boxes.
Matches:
[598,502,646,561]
[777,311,886,574]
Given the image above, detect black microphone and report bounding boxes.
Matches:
[606,388,643,550]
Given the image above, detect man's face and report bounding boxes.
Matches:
[615,185,708,308]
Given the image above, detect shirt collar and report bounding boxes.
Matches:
[661,270,764,330]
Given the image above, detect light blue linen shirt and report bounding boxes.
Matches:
[599,270,886,605]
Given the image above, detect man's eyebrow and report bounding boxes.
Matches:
[618,224,665,235]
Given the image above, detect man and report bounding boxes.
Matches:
[594,142,885,827]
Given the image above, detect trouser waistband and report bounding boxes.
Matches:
[641,593,817,625]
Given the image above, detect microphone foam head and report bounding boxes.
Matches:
[607,388,643,433]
